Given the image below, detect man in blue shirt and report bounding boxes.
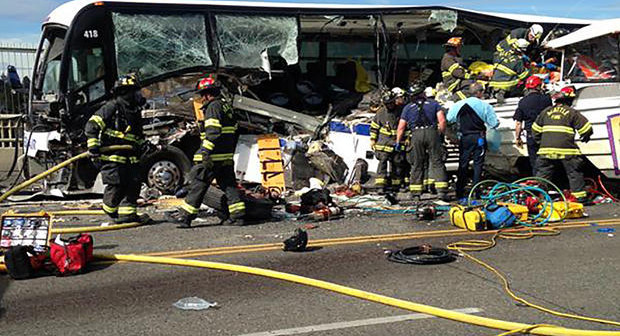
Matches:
[447,83,500,200]
[397,81,449,201]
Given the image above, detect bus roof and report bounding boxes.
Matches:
[545,18,620,49]
[44,0,592,28]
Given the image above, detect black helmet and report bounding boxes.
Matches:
[381,90,396,104]
[113,73,140,93]
[407,81,425,96]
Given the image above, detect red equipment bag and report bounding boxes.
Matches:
[49,234,94,276]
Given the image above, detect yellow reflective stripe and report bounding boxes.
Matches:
[572,191,587,198]
[118,206,137,215]
[448,63,461,73]
[447,79,461,92]
[200,133,206,140]
[442,71,452,78]
[391,179,401,185]
[496,64,517,76]
[489,79,519,89]
[456,91,467,100]
[370,122,380,129]
[409,184,423,191]
[204,118,222,128]
[222,126,237,134]
[129,157,139,164]
[87,138,100,148]
[181,202,199,215]
[211,153,234,161]
[540,125,575,134]
[89,115,105,129]
[374,145,394,152]
[370,134,378,140]
[379,128,396,136]
[202,140,215,150]
[375,178,387,185]
[517,70,529,80]
[531,123,543,133]
[100,155,127,163]
[423,179,435,185]
[193,154,203,162]
[102,204,118,214]
[228,202,246,213]
[577,122,592,135]
[435,181,449,188]
[537,147,581,155]
[104,129,139,143]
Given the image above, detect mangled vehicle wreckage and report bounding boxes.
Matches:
[28,0,613,196]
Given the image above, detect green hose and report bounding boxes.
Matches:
[0,145,133,203]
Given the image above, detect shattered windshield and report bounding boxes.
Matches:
[215,15,299,69]
[112,13,212,79]
[564,34,620,83]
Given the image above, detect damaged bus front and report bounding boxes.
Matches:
[28,0,589,196]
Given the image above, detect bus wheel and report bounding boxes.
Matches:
[143,147,191,195]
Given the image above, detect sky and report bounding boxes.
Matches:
[0,0,619,45]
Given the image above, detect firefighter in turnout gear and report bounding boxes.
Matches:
[490,38,530,104]
[495,24,543,61]
[85,73,150,224]
[532,86,593,202]
[168,75,245,228]
[441,37,474,101]
[370,88,405,193]
[397,81,449,201]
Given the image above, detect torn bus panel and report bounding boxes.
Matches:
[112,13,212,79]
[215,15,299,68]
[428,10,458,32]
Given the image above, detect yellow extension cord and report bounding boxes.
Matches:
[446,227,620,335]
[95,253,620,336]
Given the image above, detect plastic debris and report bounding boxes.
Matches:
[596,228,616,233]
[173,297,218,310]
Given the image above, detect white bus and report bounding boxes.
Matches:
[29,0,597,195]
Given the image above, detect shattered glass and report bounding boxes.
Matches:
[428,10,458,32]
[215,15,298,68]
[112,13,212,79]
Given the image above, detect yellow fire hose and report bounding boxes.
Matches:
[51,222,143,234]
[0,145,133,203]
[94,253,620,336]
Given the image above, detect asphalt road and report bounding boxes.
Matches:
[1,202,619,335]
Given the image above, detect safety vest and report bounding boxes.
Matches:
[370,107,400,153]
[85,98,144,164]
[489,54,529,91]
[531,104,593,159]
[193,96,238,163]
[441,53,471,100]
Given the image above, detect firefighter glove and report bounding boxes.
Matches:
[202,154,214,170]
[581,133,591,143]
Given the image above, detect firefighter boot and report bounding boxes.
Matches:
[115,213,152,225]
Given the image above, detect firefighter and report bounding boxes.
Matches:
[370,88,405,193]
[85,73,150,224]
[446,83,500,201]
[397,81,449,201]
[532,86,592,202]
[441,37,474,101]
[513,75,552,175]
[490,38,530,104]
[495,24,543,62]
[167,75,245,228]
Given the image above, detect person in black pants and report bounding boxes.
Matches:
[167,75,245,228]
[513,75,552,175]
[446,83,500,200]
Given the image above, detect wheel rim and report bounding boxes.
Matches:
[147,160,181,193]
